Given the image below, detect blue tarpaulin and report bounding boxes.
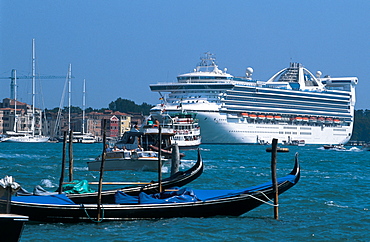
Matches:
[139,188,199,204]
[12,194,76,205]
[114,188,199,204]
[114,174,296,204]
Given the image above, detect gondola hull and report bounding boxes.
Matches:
[10,179,296,222]
[6,154,300,222]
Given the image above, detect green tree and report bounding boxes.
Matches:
[62,106,82,113]
[109,98,153,115]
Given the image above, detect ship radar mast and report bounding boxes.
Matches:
[196,52,219,72]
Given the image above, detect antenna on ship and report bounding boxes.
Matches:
[246,67,254,79]
[198,52,217,72]
[316,71,322,78]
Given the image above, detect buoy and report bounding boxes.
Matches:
[266,147,290,153]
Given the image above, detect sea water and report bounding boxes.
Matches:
[0,142,369,241]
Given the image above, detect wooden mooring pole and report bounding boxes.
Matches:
[171,143,180,176]
[158,125,162,193]
[97,120,107,221]
[68,130,74,182]
[271,138,279,220]
[58,131,67,194]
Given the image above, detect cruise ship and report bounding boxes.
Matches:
[150,53,358,145]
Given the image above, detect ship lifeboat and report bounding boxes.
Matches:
[302,117,309,122]
[249,114,257,119]
[241,113,249,117]
[257,114,266,119]
[274,116,282,121]
[266,115,274,120]
[295,117,303,122]
[333,119,341,124]
[317,117,325,123]
[309,117,317,122]
[177,118,188,123]
[325,118,333,123]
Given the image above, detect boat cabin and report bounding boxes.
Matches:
[115,128,174,151]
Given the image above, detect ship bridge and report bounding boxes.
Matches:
[176,52,234,84]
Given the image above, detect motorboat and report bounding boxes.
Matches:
[87,150,170,172]
[323,144,346,150]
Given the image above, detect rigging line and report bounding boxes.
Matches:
[246,191,279,207]
[80,204,105,223]
[53,75,69,137]
[37,76,47,135]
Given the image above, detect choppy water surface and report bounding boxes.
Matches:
[0,143,369,241]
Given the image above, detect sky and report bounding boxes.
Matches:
[1,1,369,110]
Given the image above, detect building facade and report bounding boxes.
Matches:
[0,98,144,141]
[0,98,44,135]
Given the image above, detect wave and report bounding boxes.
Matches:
[325,200,349,208]
[40,179,58,188]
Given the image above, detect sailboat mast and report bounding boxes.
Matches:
[82,79,86,134]
[68,64,72,132]
[12,69,17,132]
[31,39,36,137]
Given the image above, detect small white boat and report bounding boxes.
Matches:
[4,131,49,143]
[72,132,97,144]
[80,136,96,144]
[283,140,305,146]
[323,144,346,150]
[87,150,170,172]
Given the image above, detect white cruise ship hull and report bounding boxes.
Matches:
[196,112,352,144]
[150,54,357,145]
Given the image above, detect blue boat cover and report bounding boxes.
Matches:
[115,174,297,204]
[115,187,199,204]
[114,191,139,204]
[12,194,76,205]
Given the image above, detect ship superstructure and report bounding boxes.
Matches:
[150,53,357,144]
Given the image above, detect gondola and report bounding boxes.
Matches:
[17,151,203,204]
[5,152,300,223]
